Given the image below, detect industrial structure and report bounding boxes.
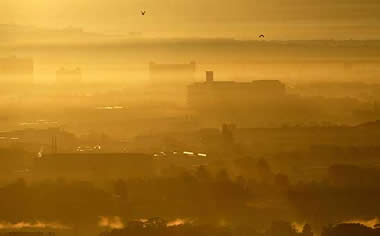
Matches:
[187,71,286,109]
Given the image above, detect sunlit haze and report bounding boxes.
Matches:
[2,0,380,39]
[0,1,380,236]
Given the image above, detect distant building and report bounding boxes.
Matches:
[0,56,34,84]
[187,71,286,109]
[34,153,155,179]
[56,68,82,84]
[222,123,236,145]
[206,71,214,83]
[0,233,55,236]
[128,32,142,38]
[149,62,196,86]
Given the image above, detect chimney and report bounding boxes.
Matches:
[206,71,214,82]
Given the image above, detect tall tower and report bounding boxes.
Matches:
[206,71,214,83]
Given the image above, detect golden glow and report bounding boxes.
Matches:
[2,0,380,39]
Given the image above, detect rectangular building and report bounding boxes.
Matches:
[188,71,286,110]
[0,233,55,236]
[34,153,155,179]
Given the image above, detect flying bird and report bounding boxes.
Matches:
[141,11,146,16]
[259,34,265,38]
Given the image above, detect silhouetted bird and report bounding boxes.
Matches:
[259,35,265,38]
[141,11,146,15]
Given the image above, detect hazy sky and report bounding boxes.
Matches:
[1,0,380,39]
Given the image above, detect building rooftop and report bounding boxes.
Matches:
[190,79,285,89]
